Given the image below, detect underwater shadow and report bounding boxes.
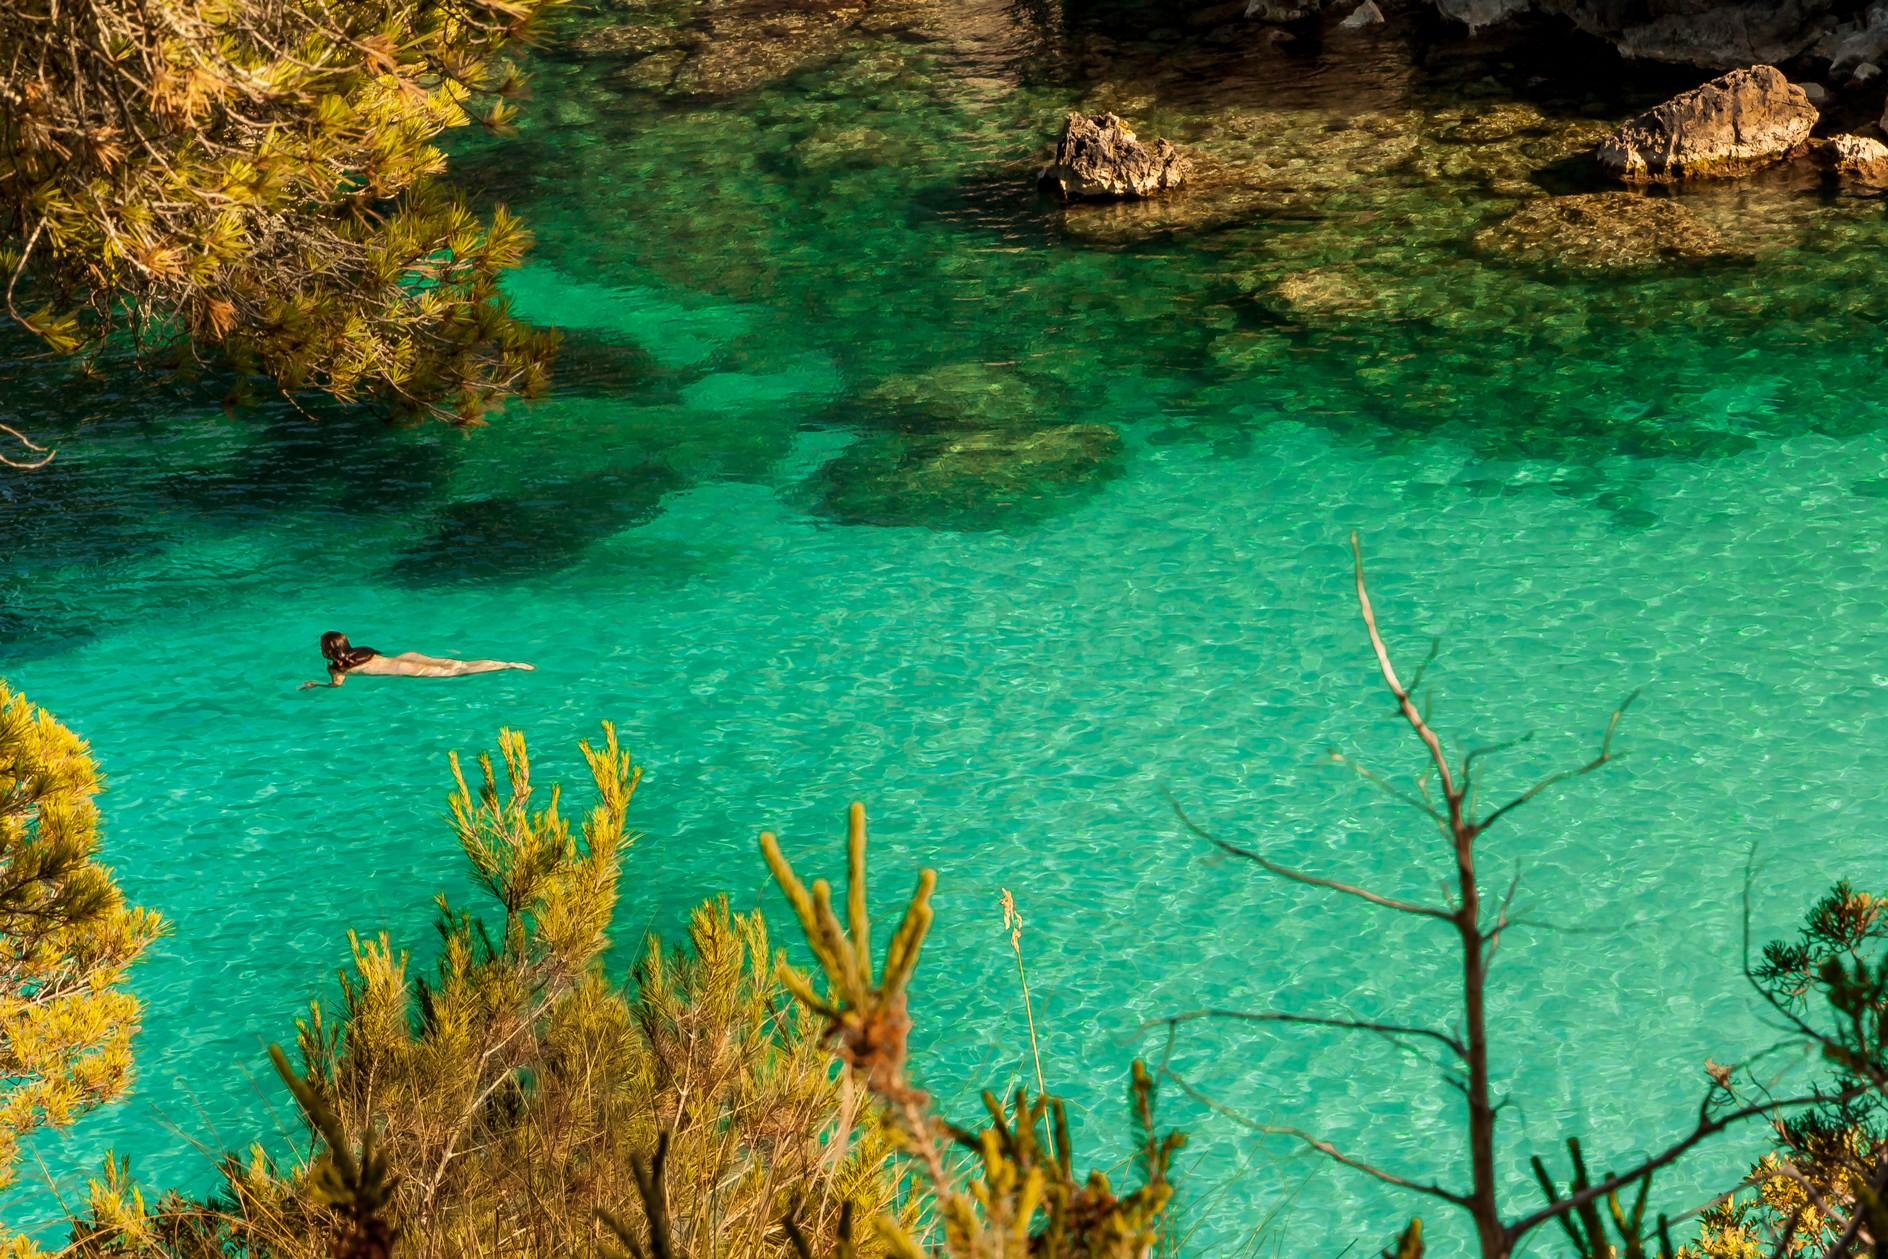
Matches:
[906,171,1063,247]
[156,403,461,523]
[387,461,686,585]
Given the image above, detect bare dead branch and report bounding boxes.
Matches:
[1165,791,1453,922]
[1142,1008,1466,1059]
[1483,864,1524,962]
[0,422,52,468]
[1329,749,1445,824]
[1475,689,1638,835]
[1350,531,1457,801]
[1460,732,1533,787]
[1156,1064,1473,1208]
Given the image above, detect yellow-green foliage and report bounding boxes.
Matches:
[0,0,559,421]
[760,807,1182,1259]
[67,724,900,1259]
[0,683,163,1191]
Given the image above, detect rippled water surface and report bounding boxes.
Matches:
[6,6,1888,1253]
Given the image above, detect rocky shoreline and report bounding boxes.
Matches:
[519,0,1888,526]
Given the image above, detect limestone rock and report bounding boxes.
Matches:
[1038,112,1189,200]
[1433,0,1834,71]
[1433,0,1529,30]
[1597,66,1817,182]
[1339,0,1385,26]
[1823,1,1888,78]
[1244,0,1327,19]
[1813,133,1888,175]
[1472,192,1748,273]
[1571,0,1831,68]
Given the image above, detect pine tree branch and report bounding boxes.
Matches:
[1502,1088,1858,1245]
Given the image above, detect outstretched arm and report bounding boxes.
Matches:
[298,671,345,690]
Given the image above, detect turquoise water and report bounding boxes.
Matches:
[7,11,1888,1255]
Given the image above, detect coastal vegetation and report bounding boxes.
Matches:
[0,684,162,1194]
[0,0,560,434]
[19,714,1187,1259]
[9,0,1888,1254]
[9,546,1888,1258]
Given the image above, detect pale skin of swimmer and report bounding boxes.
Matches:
[300,633,536,690]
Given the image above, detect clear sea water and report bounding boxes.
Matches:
[5,9,1888,1255]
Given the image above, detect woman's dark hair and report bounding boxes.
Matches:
[320,632,378,672]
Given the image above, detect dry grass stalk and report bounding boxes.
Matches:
[997,890,1045,1098]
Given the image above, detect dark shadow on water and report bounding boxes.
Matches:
[156,406,461,523]
[545,331,678,401]
[387,461,686,585]
[906,172,1063,246]
[0,584,98,666]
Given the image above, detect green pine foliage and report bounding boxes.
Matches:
[62,725,903,1259]
[0,0,560,422]
[758,805,1184,1259]
[1675,882,1888,1259]
[0,682,163,1193]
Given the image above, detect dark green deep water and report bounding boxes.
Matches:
[7,6,1888,1252]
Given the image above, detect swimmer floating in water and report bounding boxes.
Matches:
[300,632,536,689]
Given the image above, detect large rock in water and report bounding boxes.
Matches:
[1428,0,1834,70]
[1598,66,1816,183]
[1038,113,1189,200]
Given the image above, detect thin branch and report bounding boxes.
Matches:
[1351,530,1457,801]
[1482,863,1524,962]
[1144,1008,1466,1059]
[1166,791,1453,922]
[1475,689,1638,834]
[0,421,53,468]
[1460,732,1533,787]
[1503,1087,1857,1244]
[1768,1163,1852,1236]
[1328,749,1445,823]
[1813,1179,1873,1259]
[1156,1064,1473,1208]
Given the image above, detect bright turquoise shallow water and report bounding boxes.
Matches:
[6,20,1888,1256]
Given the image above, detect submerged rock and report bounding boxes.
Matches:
[802,362,1120,529]
[1038,112,1189,200]
[807,423,1124,530]
[1598,66,1816,183]
[575,0,873,99]
[860,363,1045,423]
[1473,193,1748,273]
